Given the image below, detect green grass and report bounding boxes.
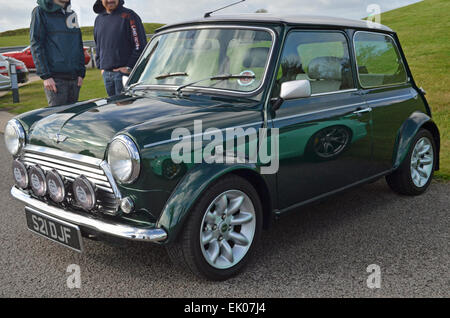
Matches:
[0,69,106,113]
[378,0,450,179]
[0,23,164,47]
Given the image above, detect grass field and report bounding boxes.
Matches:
[378,0,449,179]
[0,69,105,113]
[0,0,448,178]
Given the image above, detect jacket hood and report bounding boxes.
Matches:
[37,0,69,12]
[93,0,124,14]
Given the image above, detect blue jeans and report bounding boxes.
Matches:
[102,70,124,96]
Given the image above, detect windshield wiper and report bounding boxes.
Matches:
[175,73,256,94]
[155,72,188,80]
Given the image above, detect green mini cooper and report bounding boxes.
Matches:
[6,15,440,280]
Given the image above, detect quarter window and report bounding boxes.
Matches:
[274,31,354,96]
[354,32,408,88]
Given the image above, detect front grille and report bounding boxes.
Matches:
[21,145,121,215]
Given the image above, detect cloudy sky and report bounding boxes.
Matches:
[0,0,422,32]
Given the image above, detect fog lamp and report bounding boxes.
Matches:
[12,160,28,189]
[29,165,47,197]
[46,170,66,203]
[73,176,96,211]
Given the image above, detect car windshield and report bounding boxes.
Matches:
[131,28,274,93]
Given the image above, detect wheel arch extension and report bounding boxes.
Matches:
[157,164,275,243]
[393,112,440,171]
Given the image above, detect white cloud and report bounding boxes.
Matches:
[0,0,422,32]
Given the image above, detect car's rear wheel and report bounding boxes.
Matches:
[166,175,262,280]
[386,129,436,195]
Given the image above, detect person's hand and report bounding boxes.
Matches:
[101,69,104,75]
[77,76,83,87]
[43,78,57,93]
[113,67,131,74]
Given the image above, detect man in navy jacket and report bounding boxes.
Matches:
[93,0,147,96]
[30,0,86,106]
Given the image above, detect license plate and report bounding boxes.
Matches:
[25,208,83,252]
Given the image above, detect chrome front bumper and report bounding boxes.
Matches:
[11,187,167,243]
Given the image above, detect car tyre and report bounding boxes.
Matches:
[166,175,263,281]
[386,129,436,195]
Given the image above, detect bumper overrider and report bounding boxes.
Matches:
[11,187,167,243]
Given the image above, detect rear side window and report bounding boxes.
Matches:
[274,31,354,96]
[354,32,408,88]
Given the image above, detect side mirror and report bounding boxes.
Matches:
[122,76,129,88]
[272,80,311,111]
[280,79,311,100]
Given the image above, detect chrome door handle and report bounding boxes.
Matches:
[353,107,372,114]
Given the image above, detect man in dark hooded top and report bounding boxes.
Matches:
[93,0,147,96]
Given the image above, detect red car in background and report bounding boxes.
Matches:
[3,46,91,70]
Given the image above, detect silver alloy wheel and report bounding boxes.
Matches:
[200,190,256,270]
[410,137,434,188]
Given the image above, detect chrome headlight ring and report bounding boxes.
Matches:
[107,135,141,184]
[4,119,26,156]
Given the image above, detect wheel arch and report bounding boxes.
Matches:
[157,163,275,244]
[393,111,440,171]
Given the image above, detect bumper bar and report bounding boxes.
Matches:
[11,187,167,243]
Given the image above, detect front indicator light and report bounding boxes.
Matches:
[12,160,28,189]
[120,197,135,214]
[73,176,96,211]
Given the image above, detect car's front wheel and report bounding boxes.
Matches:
[166,175,262,280]
[386,129,436,195]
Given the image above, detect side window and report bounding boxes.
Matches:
[354,32,408,88]
[274,31,354,96]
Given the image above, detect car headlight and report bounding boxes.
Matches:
[107,135,140,184]
[4,119,25,156]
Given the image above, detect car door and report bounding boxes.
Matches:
[270,30,373,210]
[353,31,419,175]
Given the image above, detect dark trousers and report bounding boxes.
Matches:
[44,78,80,107]
[102,71,124,97]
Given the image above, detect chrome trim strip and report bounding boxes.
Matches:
[353,31,409,89]
[100,161,123,203]
[271,94,412,123]
[130,25,277,97]
[24,145,102,167]
[12,187,167,242]
[366,94,412,104]
[310,88,358,97]
[272,102,366,123]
